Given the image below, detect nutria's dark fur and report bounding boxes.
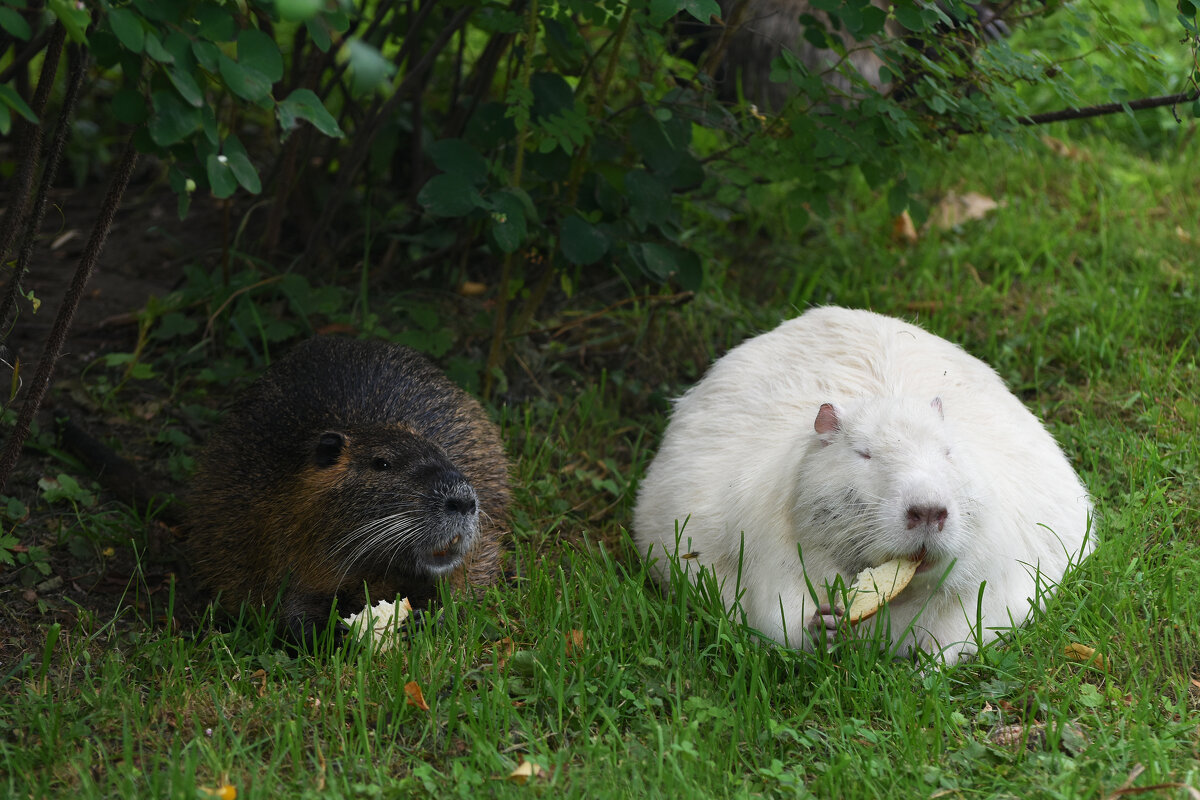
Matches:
[186,337,510,642]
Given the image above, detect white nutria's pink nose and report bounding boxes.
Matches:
[906,505,948,531]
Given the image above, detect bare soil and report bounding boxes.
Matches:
[3,176,231,664]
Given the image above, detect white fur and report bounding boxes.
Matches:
[632,306,1095,662]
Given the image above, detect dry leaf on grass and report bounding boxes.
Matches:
[492,636,516,669]
[1041,135,1089,160]
[892,210,918,244]
[1064,642,1110,671]
[404,680,430,711]
[929,191,1000,230]
[198,786,237,800]
[565,629,585,657]
[506,760,545,784]
[458,281,487,296]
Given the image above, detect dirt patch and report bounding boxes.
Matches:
[3,177,232,660]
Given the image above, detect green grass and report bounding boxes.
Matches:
[6,38,1200,800]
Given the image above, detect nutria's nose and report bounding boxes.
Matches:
[442,483,478,516]
[906,505,948,531]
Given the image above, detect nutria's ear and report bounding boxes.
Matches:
[931,397,944,419]
[314,432,347,468]
[814,403,841,446]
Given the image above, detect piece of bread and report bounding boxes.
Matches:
[843,558,921,623]
[344,596,413,652]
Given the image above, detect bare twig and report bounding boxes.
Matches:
[1,44,88,338]
[1019,90,1200,126]
[0,138,140,494]
[700,0,749,80]
[0,22,65,287]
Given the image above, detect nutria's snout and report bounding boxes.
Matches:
[905,504,948,532]
[416,472,480,576]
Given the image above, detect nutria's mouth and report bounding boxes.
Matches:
[421,534,468,576]
[913,546,933,573]
[430,535,461,560]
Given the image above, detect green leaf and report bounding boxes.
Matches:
[112,88,147,124]
[276,0,324,22]
[206,154,239,199]
[193,4,236,41]
[649,0,718,25]
[417,173,487,218]
[132,0,185,24]
[530,72,575,121]
[222,136,262,194]
[148,89,201,147]
[200,105,219,145]
[306,15,332,51]
[0,105,10,136]
[429,139,489,185]
[167,66,204,108]
[0,85,37,125]
[893,1,928,33]
[219,54,272,103]
[625,170,671,233]
[343,38,395,95]
[168,166,195,218]
[191,40,221,72]
[47,0,90,44]
[559,216,609,265]
[633,241,678,282]
[630,110,688,174]
[143,31,174,63]
[108,7,145,53]
[238,28,283,84]
[676,0,721,23]
[0,7,32,40]
[488,190,528,254]
[276,89,344,138]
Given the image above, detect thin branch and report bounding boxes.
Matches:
[1,44,88,338]
[0,137,139,494]
[0,22,65,280]
[1018,90,1200,126]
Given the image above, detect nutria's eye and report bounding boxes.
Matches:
[372,457,392,471]
[855,449,871,460]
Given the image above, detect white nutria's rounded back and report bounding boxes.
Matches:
[632,306,1095,662]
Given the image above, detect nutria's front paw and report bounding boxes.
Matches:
[806,603,846,649]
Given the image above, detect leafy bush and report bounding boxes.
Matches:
[0,0,1196,353]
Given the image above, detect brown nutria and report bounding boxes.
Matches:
[186,336,510,642]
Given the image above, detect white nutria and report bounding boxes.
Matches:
[632,306,1096,663]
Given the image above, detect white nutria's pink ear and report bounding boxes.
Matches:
[931,396,944,419]
[814,403,841,446]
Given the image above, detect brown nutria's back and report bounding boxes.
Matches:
[186,337,511,642]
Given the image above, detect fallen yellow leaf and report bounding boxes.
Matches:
[507,760,544,784]
[404,680,430,711]
[1064,643,1109,671]
[892,210,918,245]
[198,785,236,800]
[565,629,585,657]
[930,190,1000,230]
